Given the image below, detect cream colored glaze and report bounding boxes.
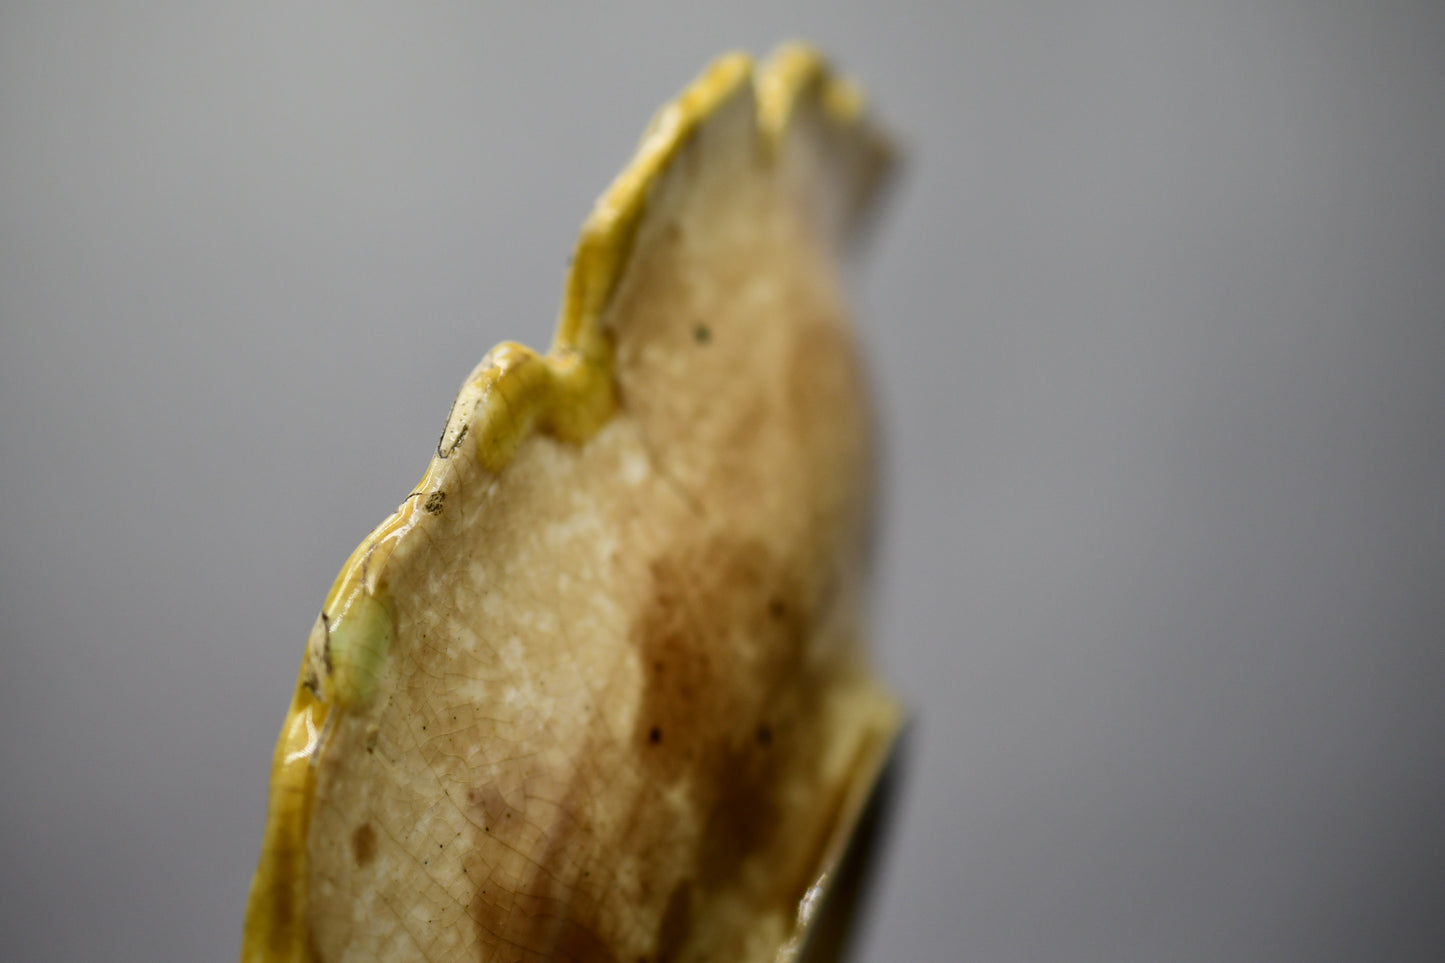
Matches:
[242,44,898,963]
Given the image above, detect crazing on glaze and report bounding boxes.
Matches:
[242,44,900,963]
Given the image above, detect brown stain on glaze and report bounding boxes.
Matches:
[634,536,834,936]
[633,538,808,766]
[350,823,377,868]
[448,535,844,961]
[655,880,692,963]
[462,773,617,962]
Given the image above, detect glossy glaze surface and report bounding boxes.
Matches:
[242,44,897,963]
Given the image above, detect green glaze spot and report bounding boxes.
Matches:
[325,589,394,707]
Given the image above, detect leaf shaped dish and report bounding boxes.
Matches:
[242,44,900,963]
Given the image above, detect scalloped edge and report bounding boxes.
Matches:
[242,44,892,962]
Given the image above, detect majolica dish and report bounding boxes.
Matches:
[242,44,900,963]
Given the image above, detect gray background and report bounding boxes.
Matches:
[2,3,1442,960]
